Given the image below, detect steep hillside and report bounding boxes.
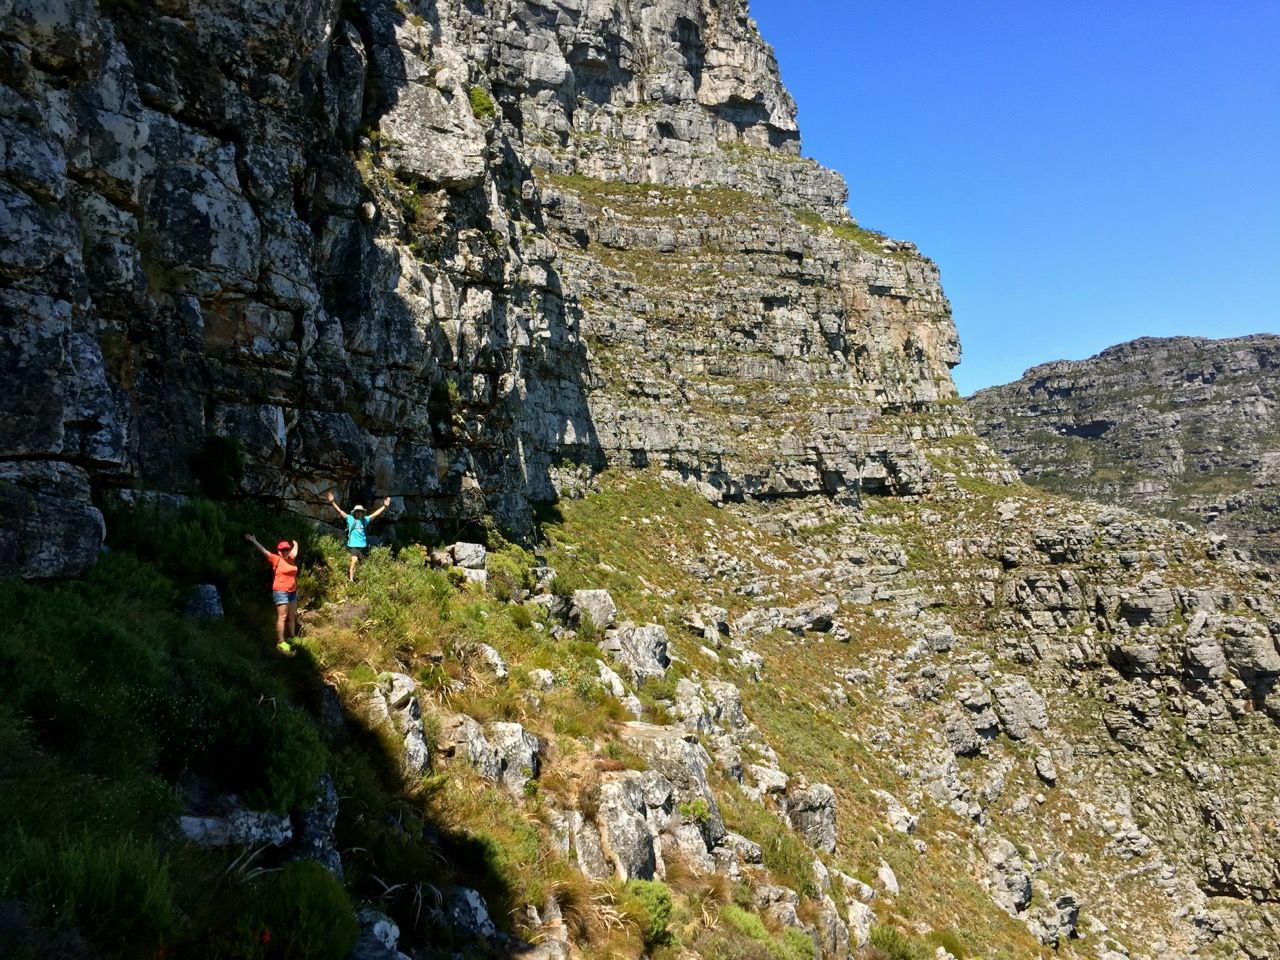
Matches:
[969,336,1280,561]
[5,470,1278,959]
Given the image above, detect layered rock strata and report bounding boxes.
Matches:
[970,335,1280,561]
[0,0,974,576]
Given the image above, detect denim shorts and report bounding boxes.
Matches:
[272,590,297,606]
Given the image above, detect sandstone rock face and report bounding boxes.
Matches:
[0,0,984,576]
[971,335,1280,560]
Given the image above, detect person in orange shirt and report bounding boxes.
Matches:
[245,533,299,653]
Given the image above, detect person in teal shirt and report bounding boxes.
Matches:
[326,491,391,582]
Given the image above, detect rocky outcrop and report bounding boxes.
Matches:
[0,0,979,576]
[970,335,1280,560]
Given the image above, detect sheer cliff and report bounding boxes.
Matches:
[970,336,1280,561]
[1,0,970,580]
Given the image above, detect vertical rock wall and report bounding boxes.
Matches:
[1,0,968,577]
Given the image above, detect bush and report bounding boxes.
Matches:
[508,604,534,630]
[870,925,928,960]
[1,832,177,955]
[577,610,603,644]
[721,903,769,941]
[773,929,816,960]
[469,85,496,119]
[548,574,575,598]
[718,904,814,960]
[210,860,358,960]
[622,879,673,948]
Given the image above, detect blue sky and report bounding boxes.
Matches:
[748,1,1280,393]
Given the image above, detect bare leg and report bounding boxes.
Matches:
[275,604,289,645]
[286,600,299,638]
[348,554,358,582]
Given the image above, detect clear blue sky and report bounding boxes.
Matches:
[748,1,1280,394]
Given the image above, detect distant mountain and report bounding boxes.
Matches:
[970,334,1280,560]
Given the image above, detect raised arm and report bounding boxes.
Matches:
[325,490,348,520]
[244,533,272,560]
[367,496,392,521]
[287,539,299,561]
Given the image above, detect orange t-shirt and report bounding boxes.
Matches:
[268,553,298,593]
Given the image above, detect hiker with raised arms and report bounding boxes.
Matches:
[244,534,299,654]
[326,491,391,582]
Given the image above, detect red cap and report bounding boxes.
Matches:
[276,541,291,551]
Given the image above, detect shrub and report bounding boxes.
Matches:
[870,924,928,960]
[1,832,177,955]
[773,929,816,960]
[721,902,769,941]
[507,604,534,630]
[469,85,496,119]
[622,879,673,948]
[678,798,712,824]
[719,904,814,960]
[487,548,529,603]
[211,860,357,960]
[577,610,603,644]
[548,574,575,598]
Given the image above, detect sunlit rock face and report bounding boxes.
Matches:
[0,0,964,575]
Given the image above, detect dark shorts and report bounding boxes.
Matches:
[272,590,297,606]
[348,546,367,558]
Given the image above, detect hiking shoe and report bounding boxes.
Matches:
[276,641,293,654]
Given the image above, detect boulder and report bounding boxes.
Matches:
[784,782,837,853]
[985,837,1032,915]
[177,800,292,848]
[438,713,501,782]
[571,589,618,629]
[451,541,487,569]
[488,721,541,796]
[600,623,671,683]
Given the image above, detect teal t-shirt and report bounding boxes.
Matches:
[346,514,369,548]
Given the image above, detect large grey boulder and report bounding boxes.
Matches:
[596,774,659,881]
[451,542,487,569]
[184,584,224,619]
[619,722,725,847]
[784,781,837,853]
[600,623,671,683]
[489,722,541,796]
[177,800,292,848]
[437,713,501,782]
[369,674,431,778]
[571,589,618,629]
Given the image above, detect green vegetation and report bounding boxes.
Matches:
[870,924,930,960]
[622,879,674,948]
[794,208,914,261]
[469,85,496,120]
[718,903,815,960]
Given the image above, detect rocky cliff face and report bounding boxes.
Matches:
[1,0,970,579]
[969,336,1280,561]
